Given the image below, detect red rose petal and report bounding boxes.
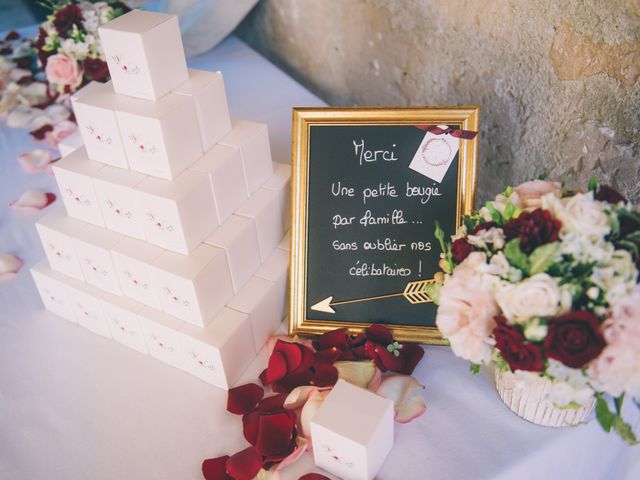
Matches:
[242,411,260,445]
[255,412,296,457]
[274,339,303,371]
[293,345,315,374]
[227,383,264,415]
[366,324,394,344]
[258,394,287,413]
[202,456,232,480]
[313,328,349,351]
[369,343,404,372]
[272,369,315,394]
[311,364,338,387]
[299,474,331,480]
[266,351,288,384]
[398,344,425,375]
[226,447,263,480]
[314,347,341,366]
[258,368,268,386]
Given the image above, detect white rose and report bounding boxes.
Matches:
[543,192,611,240]
[497,273,571,323]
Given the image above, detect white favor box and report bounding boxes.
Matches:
[228,276,281,352]
[311,379,394,480]
[99,9,188,100]
[72,224,123,295]
[255,247,289,323]
[70,80,104,107]
[100,294,147,354]
[236,187,289,261]
[138,307,186,370]
[31,260,75,323]
[205,215,261,293]
[190,144,247,224]
[58,130,84,157]
[111,237,164,309]
[52,147,105,227]
[116,92,201,180]
[154,244,233,327]
[220,121,273,195]
[35,207,85,281]
[136,170,217,254]
[262,162,291,192]
[91,165,146,239]
[180,307,256,389]
[73,83,128,168]
[173,70,231,151]
[64,279,112,338]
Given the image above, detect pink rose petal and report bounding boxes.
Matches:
[300,389,330,438]
[283,385,330,410]
[17,149,57,174]
[275,439,309,472]
[10,190,56,210]
[375,375,426,423]
[334,360,377,389]
[0,254,23,279]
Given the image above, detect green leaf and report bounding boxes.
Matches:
[613,416,638,445]
[503,186,514,197]
[595,394,615,433]
[609,213,621,239]
[504,238,530,273]
[421,282,441,306]
[485,201,503,224]
[537,171,549,180]
[463,214,479,233]
[434,221,447,252]
[504,202,516,222]
[588,176,598,192]
[529,242,560,275]
[470,363,481,375]
[614,394,625,415]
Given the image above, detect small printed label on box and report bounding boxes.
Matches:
[85,125,113,145]
[128,133,158,155]
[110,53,140,75]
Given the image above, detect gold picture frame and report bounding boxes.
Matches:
[289,106,479,344]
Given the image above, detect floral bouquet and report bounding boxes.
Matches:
[432,178,639,443]
[202,325,426,480]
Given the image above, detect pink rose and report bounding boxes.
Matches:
[45,53,82,88]
[44,120,77,148]
[514,179,562,210]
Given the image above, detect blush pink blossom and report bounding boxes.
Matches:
[45,53,83,88]
[514,179,562,210]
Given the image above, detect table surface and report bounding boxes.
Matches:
[1,33,639,480]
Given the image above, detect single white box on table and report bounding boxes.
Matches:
[153,244,233,327]
[57,130,84,157]
[73,82,128,168]
[262,162,291,192]
[100,294,147,354]
[180,307,256,389]
[72,224,123,295]
[91,165,146,239]
[190,144,247,224]
[115,92,201,180]
[255,247,289,322]
[111,236,164,309]
[31,260,75,323]
[204,215,261,293]
[236,187,289,261]
[220,120,273,195]
[228,276,281,353]
[136,170,217,254]
[52,147,105,227]
[138,307,186,370]
[99,9,188,100]
[64,278,112,338]
[173,69,231,151]
[35,207,85,281]
[311,379,394,480]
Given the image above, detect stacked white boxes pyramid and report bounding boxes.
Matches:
[31,10,291,390]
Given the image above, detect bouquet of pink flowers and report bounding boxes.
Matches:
[433,178,639,443]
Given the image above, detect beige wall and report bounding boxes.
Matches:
[237,0,640,202]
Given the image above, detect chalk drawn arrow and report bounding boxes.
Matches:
[311,279,437,315]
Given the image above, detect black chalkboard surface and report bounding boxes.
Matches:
[290,107,479,343]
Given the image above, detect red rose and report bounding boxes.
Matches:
[594,185,627,204]
[544,311,606,368]
[451,237,474,263]
[53,4,84,38]
[83,57,109,81]
[503,208,561,254]
[493,319,544,372]
[364,324,424,375]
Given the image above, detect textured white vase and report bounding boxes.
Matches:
[495,369,596,427]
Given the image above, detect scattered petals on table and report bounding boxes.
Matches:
[0,254,23,279]
[10,190,56,210]
[226,446,263,480]
[17,149,57,174]
[6,105,44,128]
[298,473,331,480]
[227,384,264,415]
[201,456,232,480]
[333,360,378,389]
[375,374,427,423]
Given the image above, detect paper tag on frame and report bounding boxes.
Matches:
[408,128,459,183]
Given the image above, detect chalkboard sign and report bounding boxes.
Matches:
[289,107,479,343]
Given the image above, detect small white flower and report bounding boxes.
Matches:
[546,360,595,407]
[586,286,600,300]
[467,227,505,250]
[523,317,548,342]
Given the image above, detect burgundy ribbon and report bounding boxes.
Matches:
[415,125,478,140]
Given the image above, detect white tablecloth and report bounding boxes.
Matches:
[1,33,638,480]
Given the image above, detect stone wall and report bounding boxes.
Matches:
[237,0,640,203]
